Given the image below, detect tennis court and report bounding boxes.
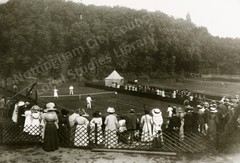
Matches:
[38,84,179,120]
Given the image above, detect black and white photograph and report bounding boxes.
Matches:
[0,0,240,162]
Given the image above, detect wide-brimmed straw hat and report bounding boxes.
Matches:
[107,107,115,113]
[31,105,40,111]
[46,102,55,109]
[47,108,57,112]
[209,107,218,113]
[17,101,25,107]
[153,108,161,114]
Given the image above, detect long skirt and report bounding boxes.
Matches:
[23,117,32,133]
[90,127,103,144]
[74,125,89,147]
[105,129,118,148]
[30,119,41,135]
[42,122,58,151]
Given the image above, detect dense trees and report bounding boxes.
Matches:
[0,0,240,81]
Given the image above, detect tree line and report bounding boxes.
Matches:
[0,0,240,81]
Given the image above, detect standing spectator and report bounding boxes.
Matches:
[172,91,176,99]
[166,105,173,129]
[168,108,181,146]
[126,109,139,144]
[42,106,59,152]
[152,108,163,137]
[184,106,194,134]
[12,101,24,123]
[5,97,12,117]
[30,105,41,136]
[69,110,80,128]
[58,109,70,147]
[217,101,229,132]
[207,107,219,142]
[162,90,165,97]
[178,107,185,141]
[0,97,5,117]
[69,85,74,95]
[89,111,103,144]
[198,105,206,135]
[104,107,119,148]
[74,110,89,147]
[140,109,153,142]
[118,115,128,144]
[192,105,199,133]
[13,84,18,93]
[23,107,33,133]
[86,95,92,109]
[18,102,30,127]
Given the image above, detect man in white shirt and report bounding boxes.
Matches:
[86,95,92,109]
[69,85,74,95]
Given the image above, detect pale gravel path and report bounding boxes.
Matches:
[0,146,238,163]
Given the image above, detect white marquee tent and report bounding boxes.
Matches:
[105,70,124,86]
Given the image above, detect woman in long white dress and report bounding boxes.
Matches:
[89,111,103,144]
[23,108,33,133]
[104,107,119,148]
[30,105,41,135]
[74,110,89,147]
[140,109,153,142]
[152,108,163,137]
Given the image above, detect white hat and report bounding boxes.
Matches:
[47,107,57,112]
[209,107,218,113]
[18,101,25,107]
[46,102,55,109]
[107,107,115,113]
[31,105,40,111]
[152,108,162,116]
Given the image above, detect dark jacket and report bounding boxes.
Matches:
[168,115,181,132]
[126,113,139,130]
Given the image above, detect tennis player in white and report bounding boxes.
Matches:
[86,95,92,109]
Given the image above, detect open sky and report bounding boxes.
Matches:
[71,0,240,38]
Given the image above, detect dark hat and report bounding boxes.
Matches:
[61,109,69,115]
[77,109,84,116]
[92,111,102,118]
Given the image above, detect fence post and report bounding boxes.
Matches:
[94,123,98,145]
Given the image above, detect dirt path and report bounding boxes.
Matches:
[0,146,239,163]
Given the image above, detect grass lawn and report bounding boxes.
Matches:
[139,78,240,97]
[37,81,182,121]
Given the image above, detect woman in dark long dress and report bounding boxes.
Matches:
[42,107,59,151]
[58,109,70,147]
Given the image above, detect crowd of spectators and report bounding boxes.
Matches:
[109,81,205,105]
[2,93,239,152]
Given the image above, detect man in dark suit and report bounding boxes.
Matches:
[126,109,139,144]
